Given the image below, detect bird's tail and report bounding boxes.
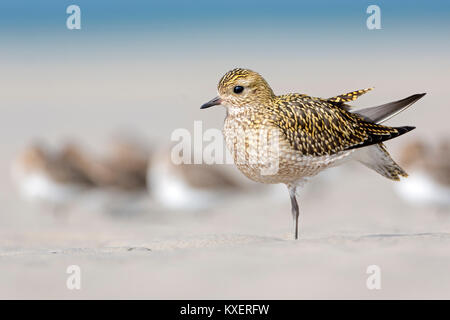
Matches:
[350,92,426,180]
[352,143,408,181]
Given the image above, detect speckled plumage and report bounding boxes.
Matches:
[201,68,424,239]
[217,69,411,184]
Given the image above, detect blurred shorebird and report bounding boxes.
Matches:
[61,138,149,192]
[103,136,150,191]
[201,68,425,239]
[11,143,94,211]
[395,139,450,208]
[12,138,150,215]
[148,147,243,211]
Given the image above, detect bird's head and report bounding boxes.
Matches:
[201,68,275,111]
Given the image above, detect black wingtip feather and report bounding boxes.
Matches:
[399,126,416,133]
[344,125,416,151]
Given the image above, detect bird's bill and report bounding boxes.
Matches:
[200,96,222,109]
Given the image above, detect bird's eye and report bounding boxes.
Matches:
[233,86,244,94]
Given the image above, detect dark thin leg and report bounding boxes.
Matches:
[288,187,299,240]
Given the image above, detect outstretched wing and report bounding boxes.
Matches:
[272,95,413,157]
[327,88,373,104]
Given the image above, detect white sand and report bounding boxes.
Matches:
[1,164,450,299]
[1,56,449,299]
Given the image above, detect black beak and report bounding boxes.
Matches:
[200,96,222,109]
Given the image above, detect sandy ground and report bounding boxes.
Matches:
[1,162,450,299]
[1,48,449,299]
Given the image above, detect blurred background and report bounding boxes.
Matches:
[1,0,449,299]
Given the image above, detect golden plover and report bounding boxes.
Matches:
[201,68,426,239]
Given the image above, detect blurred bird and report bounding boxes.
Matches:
[61,137,149,192]
[11,143,94,211]
[395,139,450,208]
[201,68,425,239]
[148,147,243,211]
[103,136,150,191]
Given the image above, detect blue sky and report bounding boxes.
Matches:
[1,1,449,62]
[1,1,449,33]
[1,1,448,145]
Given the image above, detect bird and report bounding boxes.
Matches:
[200,68,426,239]
[11,143,95,211]
[12,139,151,217]
[148,146,244,211]
[395,139,450,208]
[102,136,150,191]
[60,137,149,192]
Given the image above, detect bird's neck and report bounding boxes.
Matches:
[226,104,262,117]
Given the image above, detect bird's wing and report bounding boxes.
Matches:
[272,95,412,156]
[327,88,373,104]
[354,93,426,124]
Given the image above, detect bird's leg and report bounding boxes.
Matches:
[288,186,299,240]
